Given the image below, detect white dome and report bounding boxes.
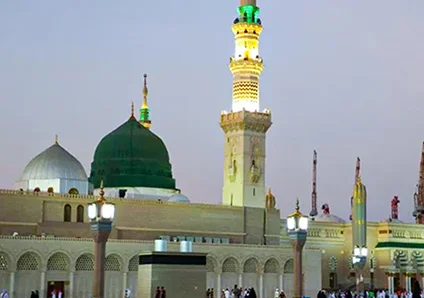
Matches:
[313,213,345,223]
[20,143,87,181]
[168,193,190,203]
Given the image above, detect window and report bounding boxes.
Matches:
[33,187,40,193]
[69,188,79,195]
[77,205,84,223]
[253,188,255,196]
[64,204,71,222]
[47,187,54,193]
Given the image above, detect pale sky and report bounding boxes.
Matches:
[1,1,423,222]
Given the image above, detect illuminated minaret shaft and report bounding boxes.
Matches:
[352,157,367,249]
[310,150,318,216]
[414,142,424,223]
[230,0,263,112]
[221,0,271,208]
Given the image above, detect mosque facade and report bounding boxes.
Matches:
[1,0,424,298]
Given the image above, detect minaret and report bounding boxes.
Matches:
[351,157,367,293]
[220,0,272,208]
[310,150,318,216]
[414,142,424,223]
[352,157,367,249]
[140,74,151,129]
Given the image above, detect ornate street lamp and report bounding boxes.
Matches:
[287,199,308,298]
[87,181,115,298]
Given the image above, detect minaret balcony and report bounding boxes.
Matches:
[232,22,263,35]
[220,110,272,133]
[229,59,263,75]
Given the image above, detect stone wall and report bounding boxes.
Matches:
[0,190,281,245]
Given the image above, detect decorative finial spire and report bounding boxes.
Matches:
[268,187,272,194]
[129,101,136,120]
[98,180,105,202]
[295,198,300,211]
[140,73,152,129]
[355,157,361,183]
[55,134,59,145]
[310,150,318,216]
[142,73,148,100]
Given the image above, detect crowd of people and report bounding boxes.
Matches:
[317,280,423,298]
[206,285,286,298]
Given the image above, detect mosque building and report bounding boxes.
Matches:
[1,0,424,297]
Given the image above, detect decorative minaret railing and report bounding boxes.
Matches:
[220,0,271,208]
[310,150,318,216]
[230,0,263,113]
[140,74,151,129]
[414,142,424,223]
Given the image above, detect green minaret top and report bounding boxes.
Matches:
[237,4,260,24]
[140,74,151,129]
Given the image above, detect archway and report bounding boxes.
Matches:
[264,258,280,298]
[222,257,239,289]
[243,258,259,289]
[105,254,123,297]
[69,188,79,195]
[74,253,94,298]
[16,252,41,297]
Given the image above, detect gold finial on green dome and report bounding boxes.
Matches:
[142,74,148,109]
[140,73,151,129]
[129,101,136,120]
[295,198,300,211]
[97,180,105,202]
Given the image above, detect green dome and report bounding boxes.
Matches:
[89,117,176,190]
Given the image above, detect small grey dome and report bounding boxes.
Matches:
[20,143,87,181]
[313,213,345,223]
[168,193,190,203]
[382,218,403,223]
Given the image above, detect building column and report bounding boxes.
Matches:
[9,271,15,298]
[69,271,74,298]
[238,272,243,288]
[406,274,411,292]
[216,271,222,293]
[122,271,128,291]
[391,275,395,294]
[40,271,46,298]
[279,273,283,292]
[387,273,394,295]
[259,271,264,298]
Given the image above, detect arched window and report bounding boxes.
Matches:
[69,188,79,195]
[33,187,40,193]
[77,205,84,223]
[47,187,54,193]
[64,204,71,222]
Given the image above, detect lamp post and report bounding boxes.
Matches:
[287,199,309,298]
[352,246,368,293]
[87,181,115,298]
